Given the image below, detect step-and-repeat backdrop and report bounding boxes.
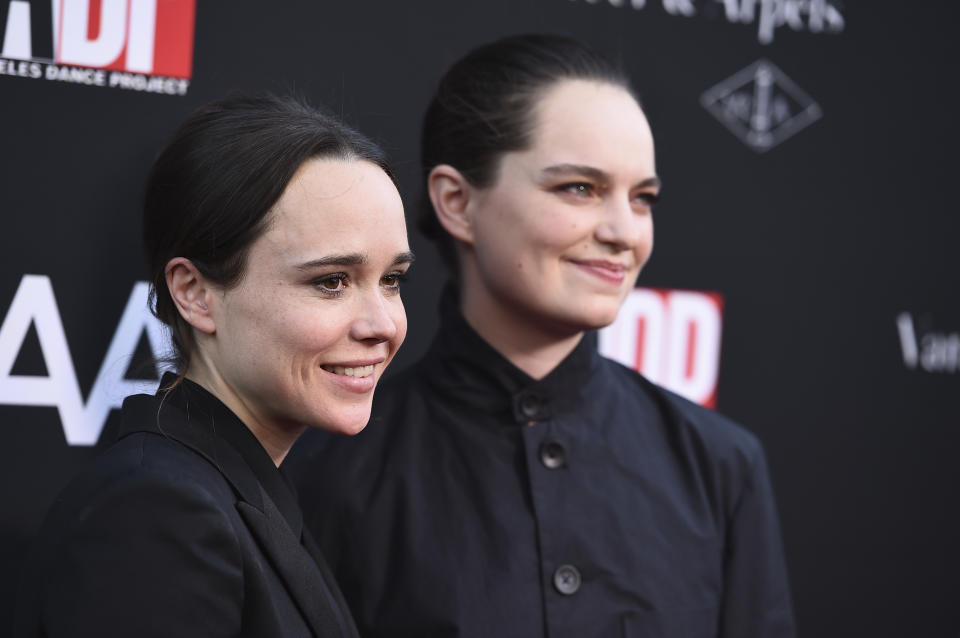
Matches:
[2,2,957,635]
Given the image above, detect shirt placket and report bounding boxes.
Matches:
[516,389,582,638]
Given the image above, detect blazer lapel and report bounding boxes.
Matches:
[237,490,356,638]
[121,387,357,637]
[301,526,361,631]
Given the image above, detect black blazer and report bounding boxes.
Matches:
[15,378,358,638]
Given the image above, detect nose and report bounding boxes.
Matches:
[350,290,401,343]
[594,194,648,252]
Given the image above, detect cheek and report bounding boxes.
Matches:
[271,305,341,355]
[508,209,584,255]
[535,219,594,264]
[221,300,277,354]
[390,299,408,348]
[638,217,655,263]
[480,196,564,254]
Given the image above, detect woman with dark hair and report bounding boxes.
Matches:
[289,34,795,638]
[15,94,413,638]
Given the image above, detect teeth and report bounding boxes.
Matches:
[322,364,374,378]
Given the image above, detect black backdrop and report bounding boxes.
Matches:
[2,2,958,636]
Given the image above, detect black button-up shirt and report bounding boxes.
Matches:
[288,292,795,638]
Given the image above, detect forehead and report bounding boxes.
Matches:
[257,158,406,259]
[525,79,655,174]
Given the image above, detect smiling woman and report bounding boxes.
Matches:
[14,94,409,638]
[179,157,412,457]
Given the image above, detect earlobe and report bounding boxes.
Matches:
[165,257,217,335]
[427,164,475,245]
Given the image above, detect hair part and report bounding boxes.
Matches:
[419,33,637,277]
[143,93,396,380]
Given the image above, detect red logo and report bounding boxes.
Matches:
[1,0,195,79]
[599,288,724,408]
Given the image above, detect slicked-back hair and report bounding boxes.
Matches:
[419,34,636,277]
[143,93,396,378]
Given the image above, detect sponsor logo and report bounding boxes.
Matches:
[896,313,960,374]
[0,275,172,445]
[701,58,822,153]
[0,0,195,95]
[567,0,845,45]
[599,287,724,407]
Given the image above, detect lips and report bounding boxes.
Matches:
[321,364,375,378]
[569,258,630,285]
[319,359,385,394]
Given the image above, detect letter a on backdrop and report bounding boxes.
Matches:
[0,275,171,445]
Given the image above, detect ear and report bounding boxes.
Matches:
[427,164,476,245]
[164,257,217,335]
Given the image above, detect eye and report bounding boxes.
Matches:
[314,273,347,295]
[633,191,660,209]
[381,270,409,292]
[556,182,596,198]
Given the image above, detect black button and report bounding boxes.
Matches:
[519,394,541,419]
[553,564,581,595]
[539,441,566,469]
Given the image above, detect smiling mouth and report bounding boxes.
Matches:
[321,365,375,378]
[571,259,628,272]
[569,259,630,284]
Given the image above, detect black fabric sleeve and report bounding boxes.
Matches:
[719,443,797,638]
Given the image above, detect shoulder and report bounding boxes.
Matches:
[599,356,766,467]
[42,431,240,547]
[17,432,245,637]
[33,404,244,563]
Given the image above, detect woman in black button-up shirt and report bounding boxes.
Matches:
[289,35,796,638]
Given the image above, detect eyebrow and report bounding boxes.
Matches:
[296,251,415,271]
[393,251,416,265]
[540,163,662,190]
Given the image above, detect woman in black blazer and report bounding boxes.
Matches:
[15,94,413,637]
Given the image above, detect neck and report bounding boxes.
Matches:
[185,358,303,467]
[459,284,584,381]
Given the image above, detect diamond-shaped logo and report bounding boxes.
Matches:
[701,59,822,153]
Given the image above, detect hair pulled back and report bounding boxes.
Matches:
[419,33,635,274]
[143,93,396,376]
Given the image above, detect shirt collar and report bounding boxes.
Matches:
[157,374,304,539]
[424,286,601,425]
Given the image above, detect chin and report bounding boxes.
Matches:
[319,413,371,436]
[581,315,618,331]
[549,312,617,336]
[573,300,623,330]
[303,403,373,437]
[337,418,370,436]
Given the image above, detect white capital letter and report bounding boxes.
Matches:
[0,276,172,445]
[663,292,722,405]
[1,1,32,59]
[126,0,156,73]
[895,312,918,369]
[81,282,172,444]
[59,0,126,68]
[0,275,85,441]
[599,288,666,380]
